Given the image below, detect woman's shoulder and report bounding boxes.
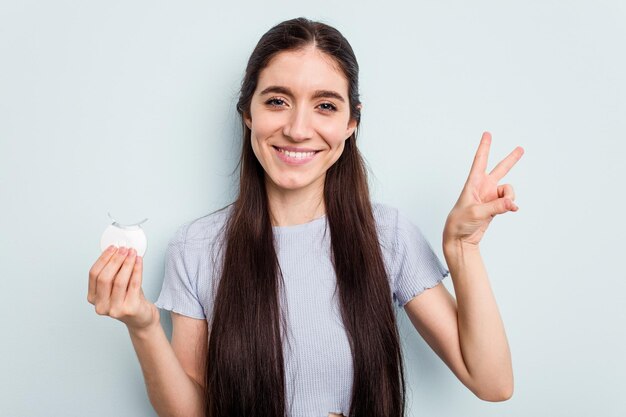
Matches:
[370,202,402,248]
[168,205,233,247]
[371,202,401,229]
[371,202,426,247]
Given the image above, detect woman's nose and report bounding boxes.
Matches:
[282,107,313,142]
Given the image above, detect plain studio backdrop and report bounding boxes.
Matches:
[1,1,624,416]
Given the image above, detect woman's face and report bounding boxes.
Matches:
[245,46,357,195]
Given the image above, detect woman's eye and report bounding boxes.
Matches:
[318,102,337,112]
[266,98,286,107]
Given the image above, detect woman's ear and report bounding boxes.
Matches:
[244,113,252,130]
[345,103,362,138]
[346,118,357,138]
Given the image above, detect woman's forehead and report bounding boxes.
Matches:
[256,47,349,98]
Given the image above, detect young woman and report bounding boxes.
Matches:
[87,17,522,417]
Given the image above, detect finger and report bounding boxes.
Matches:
[497,184,515,201]
[480,198,518,218]
[468,131,492,179]
[88,245,117,304]
[109,248,137,315]
[489,146,524,182]
[126,255,144,301]
[94,247,129,313]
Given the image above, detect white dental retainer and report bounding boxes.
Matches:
[100,212,148,257]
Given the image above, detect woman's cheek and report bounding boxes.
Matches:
[249,133,269,172]
[318,124,347,147]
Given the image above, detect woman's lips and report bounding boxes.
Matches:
[272,146,320,165]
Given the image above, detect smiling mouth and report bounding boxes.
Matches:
[272,145,321,165]
[272,146,320,159]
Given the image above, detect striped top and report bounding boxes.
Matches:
[155,202,449,417]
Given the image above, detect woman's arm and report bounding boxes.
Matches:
[88,247,205,417]
[128,317,206,417]
[443,241,513,399]
[403,273,512,401]
[404,132,522,401]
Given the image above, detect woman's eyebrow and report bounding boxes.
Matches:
[260,85,292,97]
[259,85,345,102]
[312,90,345,102]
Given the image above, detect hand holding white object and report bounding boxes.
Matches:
[88,214,157,332]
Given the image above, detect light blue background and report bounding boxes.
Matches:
[1,1,625,416]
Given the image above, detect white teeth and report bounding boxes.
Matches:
[278,148,316,159]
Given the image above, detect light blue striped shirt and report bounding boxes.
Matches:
[155,202,449,417]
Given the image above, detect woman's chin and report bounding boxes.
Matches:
[267,176,323,194]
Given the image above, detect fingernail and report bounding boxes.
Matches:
[129,248,136,256]
[119,247,128,255]
[106,245,116,252]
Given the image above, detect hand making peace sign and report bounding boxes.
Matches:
[443,132,524,247]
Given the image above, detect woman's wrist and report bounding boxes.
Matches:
[126,306,162,340]
[443,237,481,258]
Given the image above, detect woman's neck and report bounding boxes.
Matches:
[265,179,326,227]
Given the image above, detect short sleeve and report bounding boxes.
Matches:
[392,212,449,307]
[154,225,206,319]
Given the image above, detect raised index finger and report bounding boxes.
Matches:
[468,132,492,179]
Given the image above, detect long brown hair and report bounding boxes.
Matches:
[205,17,406,416]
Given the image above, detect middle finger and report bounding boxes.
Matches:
[109,249,137,310]
[488,146,524,181]
[95,247,130,308]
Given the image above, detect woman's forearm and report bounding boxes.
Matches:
[443,240,513,401]
[127,323,204,417]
